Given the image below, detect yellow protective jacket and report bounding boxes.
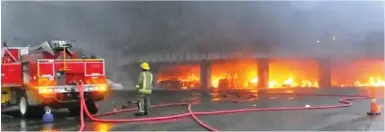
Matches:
[135,71,153,94]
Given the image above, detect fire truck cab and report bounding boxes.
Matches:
[1,40,110,117]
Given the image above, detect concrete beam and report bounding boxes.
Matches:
[118,51,383,67]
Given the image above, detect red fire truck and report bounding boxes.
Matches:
[1,40,109,117]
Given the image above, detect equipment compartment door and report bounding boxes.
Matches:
[38,59,55,79]
[1,63,23,86]
[85,60,105,76]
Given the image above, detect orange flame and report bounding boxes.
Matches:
[267,75,319,88]
[157,65,201,90]
[268,59,319,88]
[354,76,384,87]
[251,77,258,83]
[211,60,258,89]
[332,60,384,87]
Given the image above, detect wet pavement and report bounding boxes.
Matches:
[1,88,384,131]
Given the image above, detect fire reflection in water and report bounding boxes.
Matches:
[42,123,57,132]
[94,123,111,132]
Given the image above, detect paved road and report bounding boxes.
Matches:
[1,88,384,131]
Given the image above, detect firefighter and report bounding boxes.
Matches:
[135,62,153,116]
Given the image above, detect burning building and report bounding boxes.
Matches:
[154,58,384,90]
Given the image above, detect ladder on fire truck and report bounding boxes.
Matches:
[1,41,57,62]
[1,40,73,62]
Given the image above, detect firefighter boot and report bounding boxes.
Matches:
[135,101,146,116]
[134,112,146,116]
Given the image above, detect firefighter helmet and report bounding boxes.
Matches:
[140,62,150,70]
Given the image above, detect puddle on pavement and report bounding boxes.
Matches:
[2,117,81,131]
[1,110,80,131]
[3,89,374,131]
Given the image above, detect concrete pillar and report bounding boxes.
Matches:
[200,60,212,90]
[319,59,331,88]
[257,59,269,88]
[200,60,212,103]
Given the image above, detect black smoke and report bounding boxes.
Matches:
[2,1,384,83]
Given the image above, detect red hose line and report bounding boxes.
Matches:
[188,96,367,131]
[78,86,195,131]
[77,85,369,132]
[188,105,219,132]
[79,98,85,132]
[196,96,366,115]
[92,102,195,117]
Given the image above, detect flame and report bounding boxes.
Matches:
[176,73,200,89]
[353,76,385,87]
[210,60,320,89]
[332,60,384,87]
[267,75,319,88]
[212,74,319,89]
[157,59,384,90]
[157,65,200,90]
[211,76,221,88]
[284,76,294,85]
[251,77,258,83]
[268,59,320,88]
[211,60,258,89]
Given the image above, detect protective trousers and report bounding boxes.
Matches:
[137,94,150,113]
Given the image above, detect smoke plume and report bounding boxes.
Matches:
[2,1,384,87]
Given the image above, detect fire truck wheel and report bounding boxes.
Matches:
[18,95,44,117]
[19,96,28,117]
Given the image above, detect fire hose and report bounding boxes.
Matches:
[77,85,369,132]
